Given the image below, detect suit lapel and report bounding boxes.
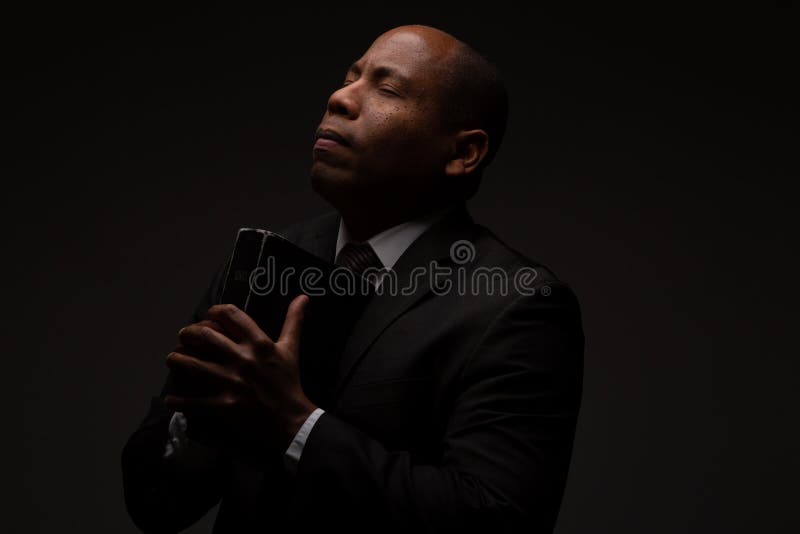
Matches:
[334,203,476,396]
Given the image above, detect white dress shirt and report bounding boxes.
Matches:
[164,205,456,474]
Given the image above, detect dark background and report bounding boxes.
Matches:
[4,5,797,533]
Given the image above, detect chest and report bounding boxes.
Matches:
[328,295,496,452]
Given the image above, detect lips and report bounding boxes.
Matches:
[314,127,351,147]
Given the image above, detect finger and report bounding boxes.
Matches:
[207,303,272,348]
[166,351,246,391]
[178,324,240,363]
[173,320,225,352]
[196,319,226,333]
[176,319,225,340]
[278,294,309,355]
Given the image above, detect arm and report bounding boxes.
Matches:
[289,285,584,533]
[121,260,232,533]
[121,377,231,533]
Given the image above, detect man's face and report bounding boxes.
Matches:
[310,29,454,209]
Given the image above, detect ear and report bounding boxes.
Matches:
[444,129,490,178]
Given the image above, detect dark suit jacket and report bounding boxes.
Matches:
[121,203,584,533]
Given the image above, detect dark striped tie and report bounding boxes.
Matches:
[335,241,384,278]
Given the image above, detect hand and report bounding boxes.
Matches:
[163,294,317,459]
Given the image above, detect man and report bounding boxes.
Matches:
[121,24,584,533]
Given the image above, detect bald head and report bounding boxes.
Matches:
[375,24,463,58]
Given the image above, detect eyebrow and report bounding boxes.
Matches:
[347,61,411,86]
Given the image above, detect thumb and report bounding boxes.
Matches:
[278,293,309,354]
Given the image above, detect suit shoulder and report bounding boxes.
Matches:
[275,209,339,243]
[471,224,573,293]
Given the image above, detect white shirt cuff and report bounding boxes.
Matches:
[163,411,188,460]
[283,408,326,474]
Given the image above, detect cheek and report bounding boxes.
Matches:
[360,105,439,165]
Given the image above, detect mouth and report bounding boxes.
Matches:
[314,128,351,148]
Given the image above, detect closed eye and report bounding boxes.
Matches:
[378,85,401,97]
[340,79,402,97]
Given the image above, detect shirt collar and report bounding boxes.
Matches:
[335,204,458,271]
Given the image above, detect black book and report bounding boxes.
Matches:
[177,228,374,452]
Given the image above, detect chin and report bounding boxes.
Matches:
[310,162,359,206]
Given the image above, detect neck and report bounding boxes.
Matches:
[339,201,457,242]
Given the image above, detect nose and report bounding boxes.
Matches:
[326,82,360,119]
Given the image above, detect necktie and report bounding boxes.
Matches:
[335,241,384,278]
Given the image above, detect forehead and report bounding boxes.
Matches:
[352,30,452,85]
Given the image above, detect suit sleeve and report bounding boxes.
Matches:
[289,284,584,533]
[121,259,233,533]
